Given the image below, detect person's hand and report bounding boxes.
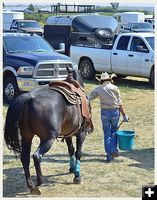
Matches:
[123,114,129,122]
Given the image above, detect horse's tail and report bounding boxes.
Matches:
[4,93,31,154]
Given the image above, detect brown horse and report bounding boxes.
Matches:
[4,68,93,195]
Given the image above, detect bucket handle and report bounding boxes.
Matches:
[118,120,135,132]
[118,120,124,130]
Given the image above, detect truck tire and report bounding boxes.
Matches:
[79,59,96,80]
[150,68,154,87]
[3,77,20,104]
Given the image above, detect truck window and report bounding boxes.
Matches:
[116,36,130,50]
[130,37,149,52]
[146,37,154,51]
[4,36,54,53]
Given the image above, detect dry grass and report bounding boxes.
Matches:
[3,76,154,197]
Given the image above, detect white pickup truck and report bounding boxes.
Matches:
[70,32,154,85]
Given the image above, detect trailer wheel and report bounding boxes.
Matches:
[94,28,113,39]
[3,77,19,104]
[79,59,96,80]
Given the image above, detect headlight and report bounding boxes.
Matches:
[17,66,34,76]
[72,62,78,70]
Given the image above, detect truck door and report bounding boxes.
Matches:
[128,36,151,76]
[111,35,131,75]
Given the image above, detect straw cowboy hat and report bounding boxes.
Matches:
[95,72,112,82]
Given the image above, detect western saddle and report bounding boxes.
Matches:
[49,73,93,138]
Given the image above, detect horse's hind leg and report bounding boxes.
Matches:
[20,138,37,192]
[65,137,75,173]
[74,131,86,184]
[33,137,55,186]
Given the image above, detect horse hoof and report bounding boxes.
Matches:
[30,187,41,195]
[73,176,82,184]
[36,179,42,186]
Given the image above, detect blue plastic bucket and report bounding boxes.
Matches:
[117,130,135,150]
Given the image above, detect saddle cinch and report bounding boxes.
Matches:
[49,75,94,137]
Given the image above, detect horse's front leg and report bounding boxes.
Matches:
[33,136,55,187]
[65,137,75,173]
[20,139,40,194]
[74,130,86,184]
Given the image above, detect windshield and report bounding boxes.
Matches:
[4,36,55,54]
[19,22,41,28]
[131,23,153,29]
[146,37,154,51]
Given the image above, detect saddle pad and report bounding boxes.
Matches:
[49,80,72,90]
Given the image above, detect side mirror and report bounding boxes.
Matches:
[55,43,65,54]
[136,45,148,53]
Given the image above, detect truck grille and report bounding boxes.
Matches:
[33,62,73,79]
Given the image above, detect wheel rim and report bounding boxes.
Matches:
[81,63,90,78]
[5,83,15,100]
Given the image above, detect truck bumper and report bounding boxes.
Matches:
[17,77,66,92]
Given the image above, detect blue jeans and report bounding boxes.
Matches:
[101,108,120,158]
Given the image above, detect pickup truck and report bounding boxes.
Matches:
[70,32,154,86]
[121,22,154,33]
[3,32,77,103]
[10,19,43,36]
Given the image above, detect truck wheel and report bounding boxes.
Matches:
[150,69,154,87]
[79,59,96,80]
[3,77,19,104]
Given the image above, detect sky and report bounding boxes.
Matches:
[2,0,155,6]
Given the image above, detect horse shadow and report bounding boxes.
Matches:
[3,164,73,197]
[3,161,76,197]
[3,148,154,197]
[3,167,30,197]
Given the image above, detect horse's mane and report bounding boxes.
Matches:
[73,69,84,88]
[66,66,84,88]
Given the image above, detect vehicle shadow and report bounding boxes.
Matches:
[120,147,154,170]
[112,77,153,90]
[84,76,153,90]
[41,148,154,170]
[33,153,105,164]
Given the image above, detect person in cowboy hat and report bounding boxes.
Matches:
[88,72,129,162]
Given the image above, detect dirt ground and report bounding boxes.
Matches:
[3,77,154,198]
